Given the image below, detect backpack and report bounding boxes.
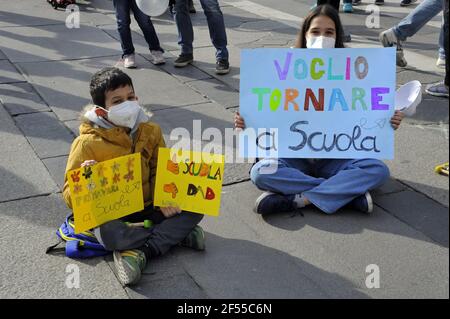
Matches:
[47,0,76,9]
[46,214,110,259]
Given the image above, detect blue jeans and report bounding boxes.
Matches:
[174,0,229,60]
[250,158,390,214]
[113,0,163,56]
[393,0,445,58]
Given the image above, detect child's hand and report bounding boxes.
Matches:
[390,111,405,130]
[234,111,246,130]
[160,206,182,218]
[81,160,98,168]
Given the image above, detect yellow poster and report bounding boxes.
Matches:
[67,153,144,233]
[154,148,225,216]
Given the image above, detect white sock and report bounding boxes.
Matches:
[293,194,307,208]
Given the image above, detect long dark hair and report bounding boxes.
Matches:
[295,4,345,49]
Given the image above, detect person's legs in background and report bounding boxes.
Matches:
[113,0,136,68]
[130,0,165,65]
[199,0,230,74]
[174,0,195,67]
[379,0,444,67]
[426,0,449,97]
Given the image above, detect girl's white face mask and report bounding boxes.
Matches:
[306,36,336,49]
[98,100,141,129]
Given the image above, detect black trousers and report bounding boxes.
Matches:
[94,206,203,257]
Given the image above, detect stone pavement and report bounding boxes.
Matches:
[0,0,448,298]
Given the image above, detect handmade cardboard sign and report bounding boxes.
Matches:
[239,47,396,159]
[67,153,144,233]
[154,148,225,216]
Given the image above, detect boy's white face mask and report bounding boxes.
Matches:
[306,36,336,49]
[99,100,141,129]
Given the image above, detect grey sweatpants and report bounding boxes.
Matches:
[94,207,203,257]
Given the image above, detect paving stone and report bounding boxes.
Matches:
[0,24,119,63]
[0,60,26,84]
[0,82,50,115]
[187,78,239,108]
[43,156,69,190]
[14,112,74,159]
[0,194,128,299]
[0,104,58,202]
[376,190,449,247]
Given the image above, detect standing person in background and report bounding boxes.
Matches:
[113,0,165,69]
[173,0,230,75]
[426,0,449,97]
[379,0,445,68]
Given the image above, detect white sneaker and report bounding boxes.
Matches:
[379,28,398,48]
[149,50,165,65]
[436,57,446,69]
[123,54,136,69]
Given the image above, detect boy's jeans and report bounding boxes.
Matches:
[174,0,229,61]
[250,158,390,214]
[95,207,203,257]
[393,0,445,58]
[113,0,163,56]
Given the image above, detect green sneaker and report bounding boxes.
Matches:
[113,249,147,286]
[180,226,205,251]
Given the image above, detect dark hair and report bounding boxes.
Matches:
[89,67,134,107]
[295,4,345,49]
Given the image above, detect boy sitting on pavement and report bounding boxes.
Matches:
[63,67,205,286]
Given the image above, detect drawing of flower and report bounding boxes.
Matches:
[82,166,93,180]
[124,170,134,182]
[73,184,82,194]
[111,162,120,173]
[113,173,121,184]
[87,180,96,192]
[100,177,108,187]
[127,157,135,171]
[71,171,81,183]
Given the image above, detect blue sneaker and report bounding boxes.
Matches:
[349,192,374,214]
[343,3,353,12]
[254,192,296,215]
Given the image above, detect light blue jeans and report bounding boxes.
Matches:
[250,158,390,214]
[393,0,445,59]
[174,0,229,60]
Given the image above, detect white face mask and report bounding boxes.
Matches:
[100,100,141,129]
[306,36,336,49]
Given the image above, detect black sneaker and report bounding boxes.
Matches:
[352,0,362,5]
[216,59,230,75]
[375,0,384,5]
[254,192,296,215]
[400,0,417,6]
[348,192,374,214]
[174,54,194,68]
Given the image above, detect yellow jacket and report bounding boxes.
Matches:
[63,106,165,209]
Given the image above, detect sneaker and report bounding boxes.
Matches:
[113,249,147,286]
[149,50,165,65]
[436,56,446,69]
[180,225,205,251]
[216,59,230,75]
[254,192,296,215]
[379,29,407,67]
[352,0,362,5]
[375,0,384,5]
[123,54,136,69]
[343,3,353,13]
[189,0,196,13]
[349,192,374,214]
[425,82,449,98]
[400,0,417,6]
[174,53,194,67]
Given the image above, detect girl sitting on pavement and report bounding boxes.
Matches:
[234,5,405,215]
